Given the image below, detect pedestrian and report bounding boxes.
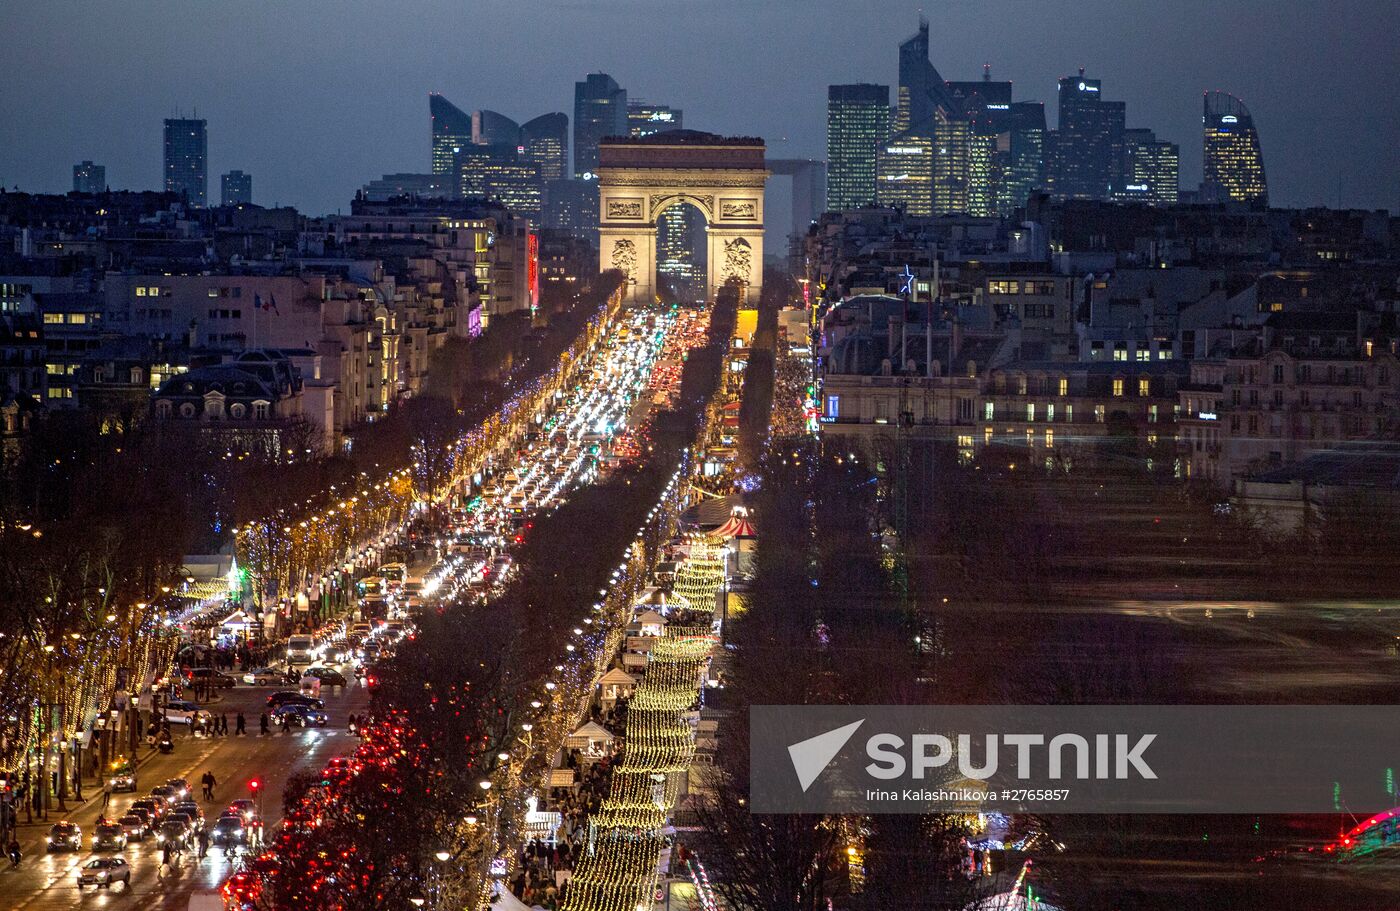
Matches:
[259,713,270,736]
[235,711,246,735]
[280,713,291,735]
[198,827,209,860]
[202,769,217,801]
[220,713,229,736]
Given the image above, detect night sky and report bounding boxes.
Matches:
[4,0,1397,224]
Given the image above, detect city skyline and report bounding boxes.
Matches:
[2,1,1395,217]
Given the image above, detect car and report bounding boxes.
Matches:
[210,813,249,846]
[301,666,347,687]
[227,798,259,822]
[185,667,236,689]
[160,700,211,726]
[46,821,82,852]
[166,778,192,800]
[242,666,282,686]
[108,758,137,792]
[173,800,204,823]
[266,691,324,710]
[92,822,127,851]
[76,857,130,890]
[272,703,328,727]
[117,813,149,841]
[130,799,162,823]
[155,818,190,848]
[149,785,179,805]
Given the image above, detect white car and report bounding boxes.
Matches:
[242,667,282,686]
[160,700,212,726]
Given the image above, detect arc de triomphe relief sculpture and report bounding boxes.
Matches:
[597,131,768,304]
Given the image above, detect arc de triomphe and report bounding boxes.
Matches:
[597,131,768,304]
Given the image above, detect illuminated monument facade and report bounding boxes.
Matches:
[597,131,767,304]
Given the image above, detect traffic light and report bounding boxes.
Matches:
[249,778,261,794]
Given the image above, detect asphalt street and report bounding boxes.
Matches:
[0,671,368,909]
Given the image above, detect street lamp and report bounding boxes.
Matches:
[435,850,451,862]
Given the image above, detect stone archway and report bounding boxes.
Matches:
[597,131,768,304]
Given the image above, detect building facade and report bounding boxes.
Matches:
[73,161,105,194]
[1118,129,1179,206]
[521,112,569,182]
[1053,73,1124,201]
[826,84,890,212]
[1203,91,1268,207]
[430,93,473,187]
[163,118,208,206]
[574,73,628,179]
[221,170,252,206]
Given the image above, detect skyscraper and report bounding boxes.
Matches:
[827,84,890,211]
[895,17,958,137]
[626,102,700,297]
[946,75,1011,217]
[998,102,1047,214]
[1120,129,1178,206]
[627,102,682,137]
[877,134,935,216]
[221,170,252,205]
[472,110,521,148]
[892,17,973,214]
[521,113,569,182]
[573,73,627,178]
[72,161,105,194]
[1053,70,1125,200]
[1203,91,1268,207]
[430,93,473,187]
[163,117,207,206]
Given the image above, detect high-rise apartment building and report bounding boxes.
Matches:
[73,161,105,194]
[163,118,208,206]
[221,170,252,206]
[430,94,473,187]
[827,84,890,211]
[1203,91,1268,207]
[1053,71,1124,200]
[1119,129,1178,206]
[521,113,569,182]
[627,102,682,137]
[573,73,627,178]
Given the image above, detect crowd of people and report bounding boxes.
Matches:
[509,708,629,910]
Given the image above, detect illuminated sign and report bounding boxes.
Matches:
[527,232,540,313]
[985,104,1009,110]
[885,146,924,155]
[1221,115,1238,124]
[1197,412,1218,420]
[898,265,915,296]
[648,112,674,122]
[1125,183,1149,191]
